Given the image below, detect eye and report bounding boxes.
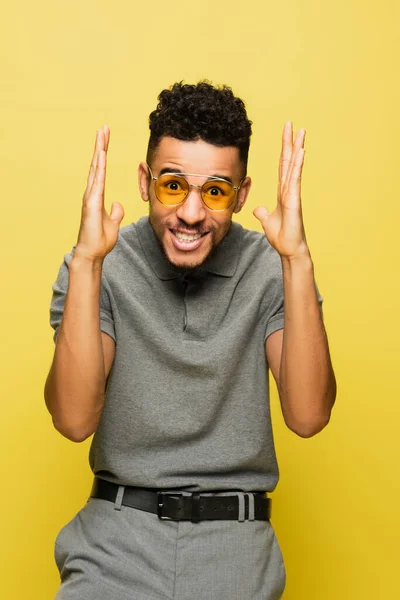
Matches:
[165,179,183,191]
[159,174,187,193]
[208,186,226,196]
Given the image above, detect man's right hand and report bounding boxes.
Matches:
[75,126,125,263]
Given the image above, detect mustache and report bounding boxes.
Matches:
[167,218,214,236]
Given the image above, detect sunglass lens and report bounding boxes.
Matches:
[201,180,235,210]
[155,174,188,205]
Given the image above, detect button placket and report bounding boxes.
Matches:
[182,275,188,331]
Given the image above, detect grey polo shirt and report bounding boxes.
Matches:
[50,216,323,492]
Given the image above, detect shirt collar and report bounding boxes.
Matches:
[135,216,242,280]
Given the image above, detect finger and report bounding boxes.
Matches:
[85,130,101,193]
[109,201,125,225]
[90,129,102,170]
[286,147,305,205]
[103,125,110,152]
[253,206,269,222]
[91,148,107,205]
[279,121,293,187]
[85,130,104,201]
[285,129,306,188]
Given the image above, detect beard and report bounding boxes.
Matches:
[148,211,224,273]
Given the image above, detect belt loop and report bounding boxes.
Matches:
[114,485,125,511]
[247,493,255,521]
[191,492,201,523]
[237,492,245,522]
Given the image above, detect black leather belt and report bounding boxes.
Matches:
[90,477,272,522]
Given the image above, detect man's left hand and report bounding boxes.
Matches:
[253,122,311,261]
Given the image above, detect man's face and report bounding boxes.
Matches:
[138,137,251,270]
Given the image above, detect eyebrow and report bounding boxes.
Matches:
[158,167,233,185]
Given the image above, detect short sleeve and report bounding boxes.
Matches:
[49,245,116,344]
[264,279,324,343]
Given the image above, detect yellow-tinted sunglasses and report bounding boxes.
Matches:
[147,164,243,211]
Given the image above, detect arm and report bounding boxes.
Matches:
[266,255,336,438]
[256,121,336,437]
[44,125,124,442]
[44,255,116,442]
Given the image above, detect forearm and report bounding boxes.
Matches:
[279,252,336,437]
[44,252,106,442]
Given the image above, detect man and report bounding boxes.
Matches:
[45,81,336,599]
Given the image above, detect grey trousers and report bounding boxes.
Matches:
[54,488,286,600]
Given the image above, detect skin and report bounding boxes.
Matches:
[253,121,309,259]
[138,136,252,270]
[73,122,335,439]
[254,122,337,436]
[75,125,124,263]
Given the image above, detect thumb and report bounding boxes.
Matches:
[253,206,269,223]
[110,202,125,226]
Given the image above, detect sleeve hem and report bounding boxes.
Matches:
[99,319,116,342]
[264,317,285,342]
[53,318,116,344]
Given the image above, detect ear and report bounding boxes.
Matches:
[233,176,252,214]
[138,161,150,202]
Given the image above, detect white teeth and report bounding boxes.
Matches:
[175,231,202,242]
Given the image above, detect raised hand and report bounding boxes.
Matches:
[76,126,125,263]
[253,121,310,261]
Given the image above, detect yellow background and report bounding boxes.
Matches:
[1,0,399,598]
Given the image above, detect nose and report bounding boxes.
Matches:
[175,185,207,225]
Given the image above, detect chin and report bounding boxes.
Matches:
[161,230,214,271]
[165,248,211,271]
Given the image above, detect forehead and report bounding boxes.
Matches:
[151,136,242,178]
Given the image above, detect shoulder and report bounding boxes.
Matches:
[115,219,143,251]
[102,217,147,272]
[239,223,270,249]
[234,221,282,275]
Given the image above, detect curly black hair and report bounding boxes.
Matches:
[146,80,252,173]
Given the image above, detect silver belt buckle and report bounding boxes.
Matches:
[157,491,182,520]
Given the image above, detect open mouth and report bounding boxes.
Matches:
[169,229,209,251]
